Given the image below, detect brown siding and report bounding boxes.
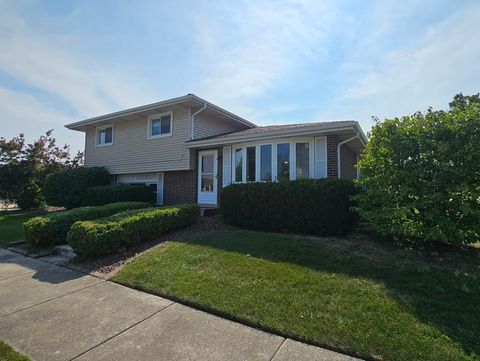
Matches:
[194,113,247,139]
[84,107,191,174]
[340,145,357,179]
[163,170,197,205]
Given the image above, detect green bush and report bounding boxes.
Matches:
[24,202,150,247]
[43,167,110,209]
[81,184,154,206]
[220,179,358,236]
[67,204,200,257]
[356,93,480,245]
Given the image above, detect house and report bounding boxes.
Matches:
[66,94,367,206]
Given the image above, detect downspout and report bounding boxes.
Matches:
[337,132,359,179]
[191,103,207,140]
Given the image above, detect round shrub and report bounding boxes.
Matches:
[43,167,110,209]
[220,179,358,236]
[81,184,154,206]
[24,201,150,247]
[356,94,480,245]
[67,204,200,257]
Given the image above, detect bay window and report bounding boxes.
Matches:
[246,146,256,182]
[276,143,290,181]
[260,144,272,181]
[235,148,243,182]
[295,142,310,179]
[231,138,315,184]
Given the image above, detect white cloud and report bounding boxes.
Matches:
[191,0,339,118]
[319,1,480,132]
[0,86,84,152]
[0,5,156,119]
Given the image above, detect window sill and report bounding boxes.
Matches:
[147,133,172,139]
[95,143,113,147]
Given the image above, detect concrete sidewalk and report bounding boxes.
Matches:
[0,249,360,361]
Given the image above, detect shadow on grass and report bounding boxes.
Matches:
[178,230,480,358]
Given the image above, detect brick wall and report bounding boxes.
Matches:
[327,134,340,179]
[340,145,357,179]
[163,170,197,205]
[163,147,223,206]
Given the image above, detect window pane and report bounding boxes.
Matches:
[277,143,290,181]
[202,155,214,173]
[160,115,171,134]
[98,129,105,144]
[151,119,161,136]
[260,144,272,181]
[235,148,243,182]
[296,142,310,179]
[246,146,256,182]
[201,175,214,192]
[104,127,113,143]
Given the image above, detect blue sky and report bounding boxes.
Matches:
[0,0,479,153]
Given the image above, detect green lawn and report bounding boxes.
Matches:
[114,230,480,361]
[0,210,41,248]
[0,340,30,361]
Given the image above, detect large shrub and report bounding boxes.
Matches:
[81,184,154,206]
[0,130,83,209]
[356,93,480,245]
[24,202,150,247]
[221,179,358,236]
[67,204,200,257]
[43,167,110,209]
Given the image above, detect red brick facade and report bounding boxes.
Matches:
[163,141,356,205]
[327,134,357,179]
[163,170,197,205]
[327,134,340,179]
[340,144,357,179]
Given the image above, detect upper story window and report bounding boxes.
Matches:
[148,112,172,138]
[96,125,113,146]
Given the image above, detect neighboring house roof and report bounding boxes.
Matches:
[65,94,257,131]
[187,120,367,147]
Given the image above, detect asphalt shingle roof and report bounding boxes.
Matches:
[189,121,355,142]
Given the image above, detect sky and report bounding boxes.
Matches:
[0,0,479,154]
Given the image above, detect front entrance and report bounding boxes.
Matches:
[197,150,218,205]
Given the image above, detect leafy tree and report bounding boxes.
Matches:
[0,130,83,209]
[356,93,480,245]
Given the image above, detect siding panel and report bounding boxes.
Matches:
[194,113,247,139]
[84,108,191,174]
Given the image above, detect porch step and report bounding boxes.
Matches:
[199,207,220,217]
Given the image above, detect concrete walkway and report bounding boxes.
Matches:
[0,249,360,361]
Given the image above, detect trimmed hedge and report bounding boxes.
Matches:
[81,184,155,206]
[67,204,200,257]
[221,179,358,236]
[24,202,150,247]
[43,167,110,209]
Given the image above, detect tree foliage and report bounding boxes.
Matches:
[0,130,83,209]
[356,93,480,245]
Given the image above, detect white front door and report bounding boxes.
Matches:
[197,150,218,205]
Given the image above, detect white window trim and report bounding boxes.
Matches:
[147,111,173,139]
[231,137,315,184]
[95,124,114,147]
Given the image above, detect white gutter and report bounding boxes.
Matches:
[186,125,362,148]
[337,133,359,179]
[191,103,207,140]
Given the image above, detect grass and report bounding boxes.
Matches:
[114,230,480,361]
[0,210,41,248]
[0,340,30,361]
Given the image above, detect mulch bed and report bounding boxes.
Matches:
[71,215,236,277]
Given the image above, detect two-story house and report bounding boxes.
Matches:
[66,94,367,206]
